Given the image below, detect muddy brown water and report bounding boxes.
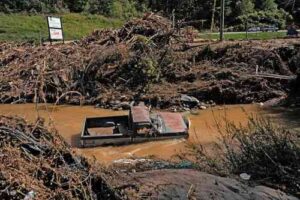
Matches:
[0,104,299,164]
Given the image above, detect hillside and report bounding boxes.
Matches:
[0,13,124,42]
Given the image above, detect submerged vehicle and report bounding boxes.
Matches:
[80,106,190,147]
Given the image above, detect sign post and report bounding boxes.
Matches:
[47,16,64,44]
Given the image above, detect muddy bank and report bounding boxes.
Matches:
[109,168,298,200]
[1,14,300,109]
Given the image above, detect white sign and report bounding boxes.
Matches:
[48,17,62,29]
[49,29,63,40]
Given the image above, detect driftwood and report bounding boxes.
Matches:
[0,13,299,109]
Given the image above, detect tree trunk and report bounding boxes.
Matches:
[210,0,217,32]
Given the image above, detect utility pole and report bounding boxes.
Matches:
[172,9,176,29]
[220,0,225,41]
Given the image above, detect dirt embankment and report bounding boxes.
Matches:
[0,14,300,109]
[106,159,299,200]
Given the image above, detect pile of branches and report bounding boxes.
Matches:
[0,13,182,106]
[83,13,173,46]
[185,43,300,104]
[0,116,117,199]
[195,44,296,75]
[0,13,299,108]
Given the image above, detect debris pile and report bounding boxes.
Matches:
[83,13,172,46]
[186,43,300,105]
[0,13,299,108]
[0,116,116,199]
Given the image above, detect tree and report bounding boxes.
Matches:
[236,0,255,15]
[86,0,113,15]
[255,0,277,10]
[65,0,87,12]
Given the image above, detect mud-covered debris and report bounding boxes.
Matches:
[0,14,299,108]
[0,116,117,200]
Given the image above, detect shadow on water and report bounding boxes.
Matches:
[70,133,81,148]
[263,107,300,131]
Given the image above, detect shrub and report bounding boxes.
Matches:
[186,115,300,197]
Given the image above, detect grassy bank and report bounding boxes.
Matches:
[0,13,124,42]
[199,31,287,40]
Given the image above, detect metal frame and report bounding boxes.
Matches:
[47,16,65,44]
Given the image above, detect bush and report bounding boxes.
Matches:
[186,116,300,197]
[111,0,143,19]
[236,9,291,30]
[85,0,113,15]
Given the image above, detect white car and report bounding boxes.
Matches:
[248,27,260,32]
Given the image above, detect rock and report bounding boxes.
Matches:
[190,109,199,115]
[181,94,200,106]
[112,106,119,111]
[120,95,127,101]
[240,173,251,180]
[120,101,131,110]
[113,169,299,200]
[200,106,207,110]
[209,100,215,104]
[184,107,190,111]
[24,191,36,200]
[199,102,207,107]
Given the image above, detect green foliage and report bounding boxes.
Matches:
[236,0,255,15]
[0,0,298,33]
[256,0,277,10]
[65,0,87,12]
[85,0,146,19]
[140,57,159,81]
[111,0,138,19]
[0,0,65,13]
[85,0,113,15]
[233,7,290,31]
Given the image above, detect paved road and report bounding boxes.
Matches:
[200,30,300,35]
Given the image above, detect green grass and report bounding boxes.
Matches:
[0,13,125,42]
[199,31,286,40]
[0,13,288,42]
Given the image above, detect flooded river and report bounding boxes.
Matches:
[0,104,299,164]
